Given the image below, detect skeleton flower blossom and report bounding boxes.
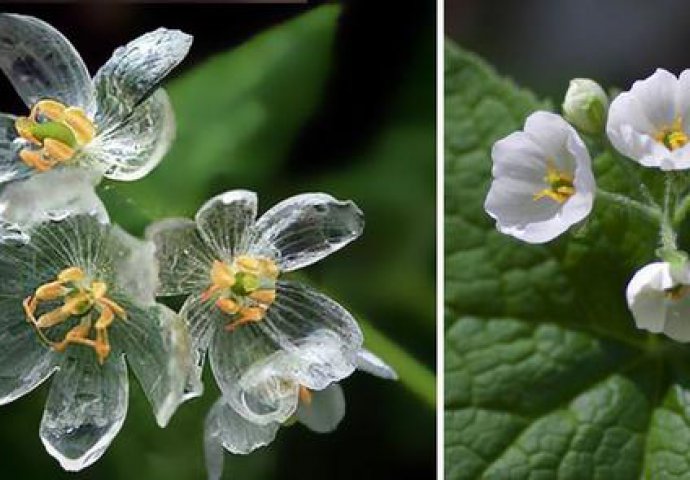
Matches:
[484,111,596,243]
[146,190,366,427]
[607,69,690,170]
[0,202,192,471]
[626,261,690,342]
[203,348,397,480]
[0,13,191,198]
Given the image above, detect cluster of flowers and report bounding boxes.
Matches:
[0,13,396,477]
[485,69,690,342]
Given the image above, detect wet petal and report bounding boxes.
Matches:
[249,193,364,271]
[94,29,192,130]
[205,397,279,457]
[196,190,257,260]
[296,383,346,434]
[81,88,175,181]
[40,348,128,471]
[0,14,95,111]
[356,349,398,380]
[146,217,214,296]
[112,302,192,427]
[0,168,107,228]
[0,113,30,184]
[108,225,159,305]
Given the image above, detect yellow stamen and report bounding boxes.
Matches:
[249,289,276,304]
[210,260,236,289]
[216,297,240,315]
[15,99,96,172]
[665,285,690,301]
[655,117,689,151]
[298,386,313,406]
[23,266,126,364]
[533,159,575,204]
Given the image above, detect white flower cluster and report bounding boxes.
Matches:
[485,69,690,343]
[0,13,396,477]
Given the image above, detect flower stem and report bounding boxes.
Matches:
[596,189,663,223]
[673,192,690,226]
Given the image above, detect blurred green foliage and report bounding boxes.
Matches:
[1,5,435,480]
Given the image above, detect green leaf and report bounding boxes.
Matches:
[444,39,690,479]
[101,5,341,233]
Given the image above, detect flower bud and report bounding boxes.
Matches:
[562,78,609,134]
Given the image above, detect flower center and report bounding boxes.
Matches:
[14,99,96,172]
[23,266,126,364]
[655,117,689,151]
[201,255,280,332]
[665,284,690,301]
[533,159,575,204]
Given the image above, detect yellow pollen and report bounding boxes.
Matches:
[14,99,96,173]
[533,159,575,204]
[201,255,280,332]
[23,266,126,365]
[655,117,689,151]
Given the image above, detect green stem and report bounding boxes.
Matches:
[358,318,436,409]
[596,189,662,223]
[674,192,690,226]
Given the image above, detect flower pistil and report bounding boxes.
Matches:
[201,256,279,332]
[655,117,689,151]
[533,159,575,203]
[15,100,96,172]
[22,266,126,364]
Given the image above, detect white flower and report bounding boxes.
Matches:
[626,261,690,341]
[0,203,192,471]
[0,13,191,190]
[607,68,690,170]
[146,190,366,426]
[203,349,397,480]
[562,78,609,134]
[484,111,595,243]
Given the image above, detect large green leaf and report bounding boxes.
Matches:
[102,5,341,234]
[445,39,690,479]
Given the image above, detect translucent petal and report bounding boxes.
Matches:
[209,317,298,425]
[112,302,192,426]
[205,397,279,457]
[94,29,192,131]
[267,281,364,360]
[81,88,175,181]
[0,113,30,184]
[40,348,128,471]
[0,14,95,111]
[179,293,226,398]
[356,349,398,380]
[296,383,346,433]
[109,226,158,305]
[196,190,257,260]
[0,168,107,228]
[248,193,364,271]
[145,217,215,296]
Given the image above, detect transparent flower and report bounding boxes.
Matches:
[0,206,192,471]
[203,348,397,480]
[562,78,609,134]
[484,111,595,244]
[626,261,690,341]
[0,13,191,190]
[607,68,690,170]
[146,190,366,425]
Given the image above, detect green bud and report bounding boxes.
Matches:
[562,78,609,134]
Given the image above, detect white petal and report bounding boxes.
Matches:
[112,303,192,427]
[249,193,364,272]
[356,349,398,380]
[82,88,175,181]
[145,217,214,296]
[0,14,95,111]
[296,383,346,433]
[40,349,128,471]
[94,29,192,131]
[205,397,279,457]
[625,69,678,127]
[0,168,107,228]
[626,262,690,341]
[485,111,594,244]
[195,190,258,260]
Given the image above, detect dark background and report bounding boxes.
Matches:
[447,0,690,103]
[0,1,436,479]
